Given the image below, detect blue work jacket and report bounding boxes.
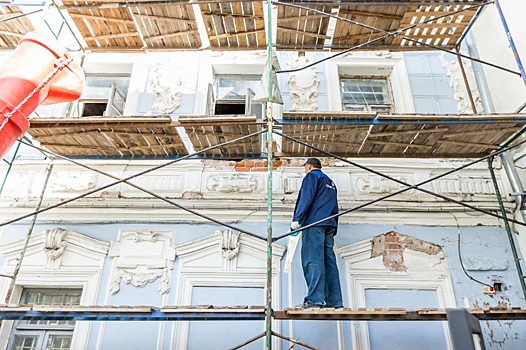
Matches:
[293,169,338,227]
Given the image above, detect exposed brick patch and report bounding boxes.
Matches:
[371,231,442,272]
[231,160,283,172]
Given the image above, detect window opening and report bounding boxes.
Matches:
[212,75,263,118]
[70,75,130,118]
[8,288,82,350]
[341,77,393,113]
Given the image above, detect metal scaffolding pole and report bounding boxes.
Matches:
[4,163,53,303]
[265,0,274,348]
[495,0,526,87]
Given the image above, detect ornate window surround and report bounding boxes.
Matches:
[338,237,456,350]
[0,229,109,350]
[326,52,415,113]
[171,230,285,349]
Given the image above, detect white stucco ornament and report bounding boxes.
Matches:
[287,52,319,111]
[150,64,185,114]
[109,229,176,295]
[43,227,68,260]
[218,229,241,260]
[440,52,484,114]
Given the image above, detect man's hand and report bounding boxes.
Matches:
[291,221,300,230]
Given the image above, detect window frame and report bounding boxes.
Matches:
[340,75,394,113]
[8,288,82,350]
[69,73,130,118]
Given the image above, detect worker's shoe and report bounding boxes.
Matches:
[296,302,323,309]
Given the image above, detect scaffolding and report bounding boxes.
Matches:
[1,1,526,349]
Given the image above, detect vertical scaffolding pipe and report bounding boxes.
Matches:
[500,151,526,222]
[5,163,54,303]
[455,47,478,114]
[0,142,21,196]
[494,0,526,87]
[488,157,526,300]
[265,0,273,348]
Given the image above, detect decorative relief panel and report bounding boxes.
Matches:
[149,62,185,114]
[109,229,176,295]
[353,174,416,195]
[206,173,263,194]
[287,52,319,111]
[432,176,496,196]
[49,172,98,193]
[119,173,185,197]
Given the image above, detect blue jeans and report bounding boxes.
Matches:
[301,226,343,307]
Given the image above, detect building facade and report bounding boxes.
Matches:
[1,1,526,349]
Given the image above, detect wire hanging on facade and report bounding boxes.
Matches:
[451,213,494,288]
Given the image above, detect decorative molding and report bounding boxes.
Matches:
[219,229,241,260]
[0,229,108,350]
[43,227,68,261]
[287,52,319,111]
[172,231,284,349]
[339,233,455,350]
[150,63,184,114]
[109,229,176,295]
[49,172,98,193]
[463,257,508,271]
[205,173,262,194]
[440,51,484,114]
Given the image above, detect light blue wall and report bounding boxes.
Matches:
[2,220,525,349]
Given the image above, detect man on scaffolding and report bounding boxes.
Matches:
[291,158,343,309]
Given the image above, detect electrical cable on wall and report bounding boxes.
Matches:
[451,214,494,288]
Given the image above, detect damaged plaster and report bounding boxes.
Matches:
[371,231,443,271]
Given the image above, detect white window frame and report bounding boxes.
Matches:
[338,237,456,350]
[326,52,415,113]
[340,76,394,113]
[8,288,81,350]
[172,231,285,349]
[69,74,130,118]
[0,230,109,350]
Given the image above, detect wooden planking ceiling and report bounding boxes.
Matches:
[276,3,333,50]
[179,115,262,157]
[279,112,526,158]
[63,0,201,50]
[26,112,526,159]
[0,6,34,47]
[27,117,188,157]
[29,0,485,52]
[199,0,266,49]
[391,3,480,49]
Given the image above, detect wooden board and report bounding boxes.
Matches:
[63,1,201,50]
[27,117,188,157]
[0,6,34,48]
[199,0,266,49]
[279,112,526,158]
[180,115,262,157]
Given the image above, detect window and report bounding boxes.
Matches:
[208,75,263,118]
[341,77,393,113]
[70,74,130,117]
[8,288,82,350]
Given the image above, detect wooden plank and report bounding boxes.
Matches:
[69,13,135,24]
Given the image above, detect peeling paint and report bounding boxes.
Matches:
[371,231,443,272]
